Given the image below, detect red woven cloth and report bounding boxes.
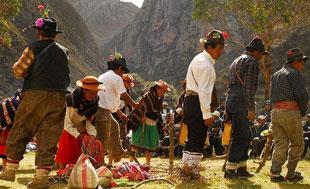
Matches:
[0,129,10,156]
[55,130,82,165]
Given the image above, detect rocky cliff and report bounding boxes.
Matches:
[103,0,310,102]
[67,0,139,47]
[0,0,103,98]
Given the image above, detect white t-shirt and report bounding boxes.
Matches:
[98,70,127,113]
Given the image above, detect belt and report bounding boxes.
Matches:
[273,100,299,110]
[185,90,198,97]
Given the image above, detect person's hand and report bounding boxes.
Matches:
[204,117,215,127]
[119,112,128,122]
[247,111,255,121]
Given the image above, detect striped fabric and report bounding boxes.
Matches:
[228,53,259,111]
[127,85,163,132]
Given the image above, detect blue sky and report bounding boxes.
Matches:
[120,0,144,8]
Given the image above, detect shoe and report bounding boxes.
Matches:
[237,167,254,179]
[285,171,303,182]
[27,169,49,189]
[270,175,287,183]
[224,170,238,179]
[0,169,16,182]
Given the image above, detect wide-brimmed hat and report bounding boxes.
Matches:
[154,80,171,92]
[122,74,134,88]
[246,36,269,55]
[32,17,63,36]
[199,29,229,46]
[76,76,105,91]
[286,48,309,64]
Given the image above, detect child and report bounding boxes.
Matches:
[129,80,170,167]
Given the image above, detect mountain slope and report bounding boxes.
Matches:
[0,0,103,98]
[67,0,139,47]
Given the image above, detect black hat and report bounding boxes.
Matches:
[286,48,309,64]
[246,36,268,54]
[32,17,63,36]
[107,53,130,73]
[199,29,229,46]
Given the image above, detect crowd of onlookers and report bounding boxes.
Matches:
[154,99,310,160]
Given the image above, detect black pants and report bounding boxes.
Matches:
[206,136,224,156]
[302,137,309,157]
[183,95,208,154]
[226,86,251,164]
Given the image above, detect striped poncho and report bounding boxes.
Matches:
[128,86,163,132]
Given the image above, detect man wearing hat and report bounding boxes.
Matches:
[96,53,140,167]
[224,36,268,179]
[181,29,227,178]
[269,48,309,182]
[260,100,272,123]
[0,17,70,188]
[250,115,269,158]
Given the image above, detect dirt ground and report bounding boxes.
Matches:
[0,152,309,189]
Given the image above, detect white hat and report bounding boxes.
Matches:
[257,115,266,120]
[212,111,220,118]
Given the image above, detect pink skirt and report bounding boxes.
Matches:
[55,130,82,165]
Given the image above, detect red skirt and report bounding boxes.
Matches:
[0,129,10,157]
[55,130,82,165]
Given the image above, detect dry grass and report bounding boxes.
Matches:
[0,153,309,189]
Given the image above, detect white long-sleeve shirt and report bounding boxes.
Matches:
[64,107,97,138]
[185,50,216,119]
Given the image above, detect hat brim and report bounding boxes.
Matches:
[31,25,63,33]
[199,38,227,46]
[246,45,268,54]
[154,81,171,92]
[76,80,105,91]
[286,56,309,64]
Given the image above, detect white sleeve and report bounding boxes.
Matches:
[64,108,80,138]
[85,121,97,137]
[195,62,216,119]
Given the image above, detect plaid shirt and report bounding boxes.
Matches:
[271,65,309,116]
[228,52,259,111]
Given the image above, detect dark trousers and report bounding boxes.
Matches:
[226,86,251,164]
[251,137,267,158]
[302,137,309,157]
[206,136,224,156]
[183,95,208,154]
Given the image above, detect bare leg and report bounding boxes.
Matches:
[145,151,152,166]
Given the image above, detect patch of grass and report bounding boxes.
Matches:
[0,153,309,189]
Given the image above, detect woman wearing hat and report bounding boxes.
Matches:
[129,80,171,167]
[55,76,104,169]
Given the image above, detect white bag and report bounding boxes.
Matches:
[68,154,99,189]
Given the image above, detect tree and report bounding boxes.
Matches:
[193,0,310,100]
[0,0,22,47]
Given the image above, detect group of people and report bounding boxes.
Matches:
[0,17,171,189]
[180,29,309,183]
[0,13,308,189]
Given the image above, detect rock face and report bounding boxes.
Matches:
[0,0,103,98]
[67,0,139,47]
[103,0,310,100]
[102,0,209,85]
